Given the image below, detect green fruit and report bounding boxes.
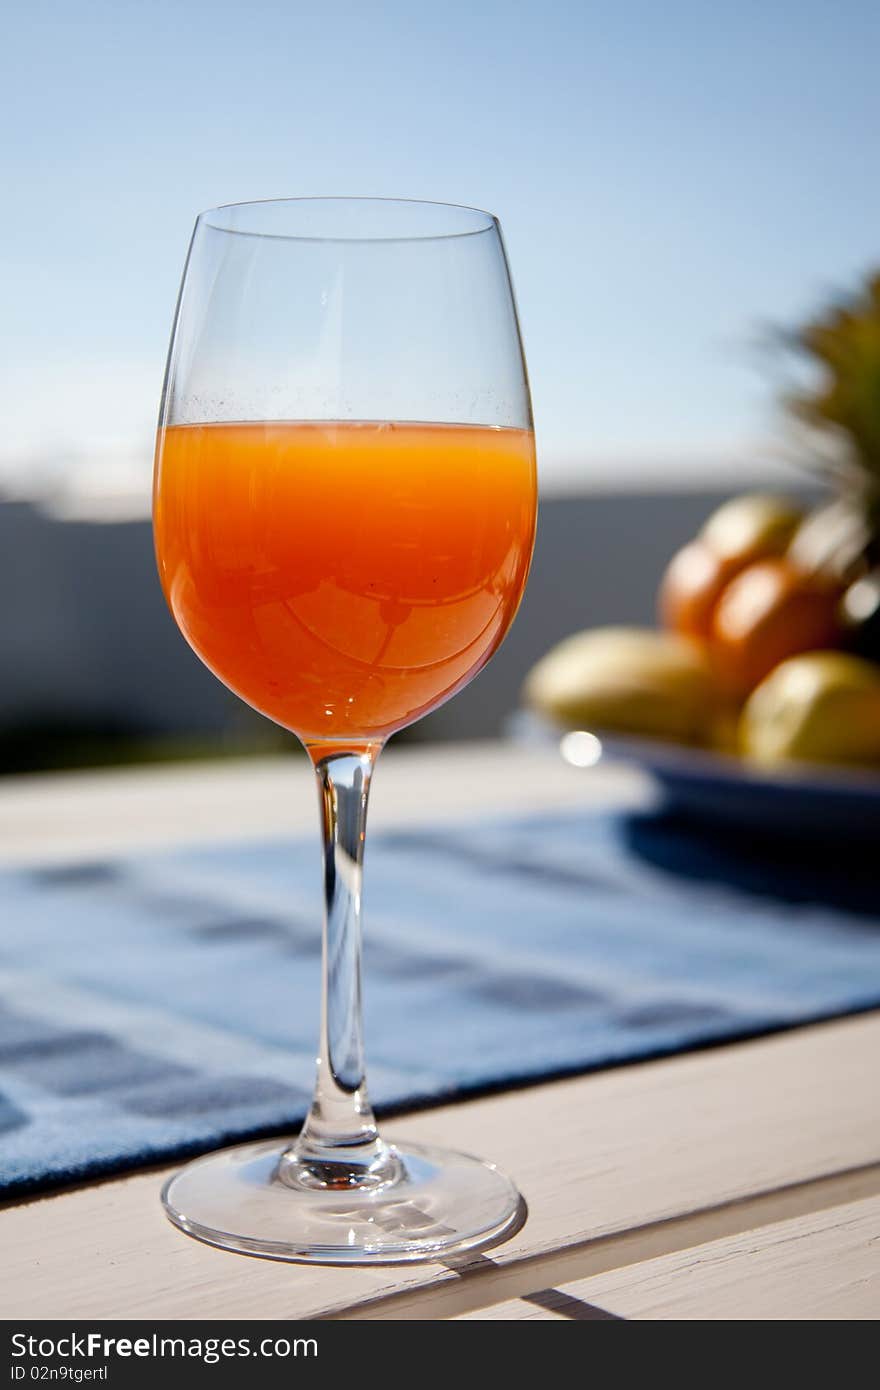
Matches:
[740,651,880,767]
[700,493,802,564]
[523,627,713,743]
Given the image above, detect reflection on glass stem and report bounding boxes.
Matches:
[280,747,403,1192]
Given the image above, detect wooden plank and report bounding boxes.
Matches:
[456,1195,880,1320]
[1,1013,878,1320]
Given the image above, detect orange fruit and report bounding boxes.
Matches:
[711,559,843,697]
[660,496,803,643]
[658,494,800,644]
[659,540,740,641]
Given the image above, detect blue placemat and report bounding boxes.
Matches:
[1,809,879,1196]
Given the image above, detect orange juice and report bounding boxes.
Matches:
[154,421,536,749]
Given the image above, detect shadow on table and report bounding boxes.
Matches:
[445,1248,623,1320]
[619,810,880,923]
[439,1198,624,1320]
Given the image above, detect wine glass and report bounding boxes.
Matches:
[153,197,537,1263]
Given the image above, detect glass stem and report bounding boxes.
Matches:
[287,746,392,1186]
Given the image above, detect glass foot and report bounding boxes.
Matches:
[161,1137,523,1264]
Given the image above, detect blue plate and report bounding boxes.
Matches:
[598,733,880,841]
[512,712,880,842]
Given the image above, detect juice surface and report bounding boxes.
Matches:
[154,421,537,746]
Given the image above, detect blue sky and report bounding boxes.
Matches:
[2,0,879,492]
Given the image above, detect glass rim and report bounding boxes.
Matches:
[196,196,499,244]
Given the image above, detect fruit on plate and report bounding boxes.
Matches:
[660,494,802,641]
[658,540,739,642]
[711,558,843,697]
[526,275,880,771]
[523,626,713,743]
[740,651,880,767]
[701,493,803,566]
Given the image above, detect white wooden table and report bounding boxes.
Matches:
[0,742,877,1320]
